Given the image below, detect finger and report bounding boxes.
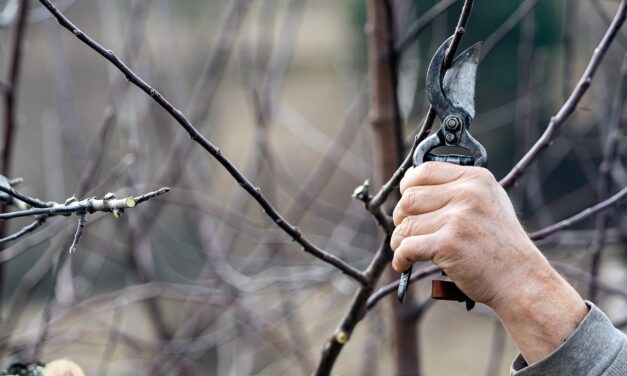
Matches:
[390,212,447,251]
[392,234,439,272]
[393,184,454,226]
[400,162,467,194]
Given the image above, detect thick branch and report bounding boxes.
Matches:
[367,0,474,212]
[1,0,28,175]
[315,239,391,376]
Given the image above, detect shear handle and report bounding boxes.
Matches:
[425,153,474,166]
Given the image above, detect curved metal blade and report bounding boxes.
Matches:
[443,42,481,121]
[425,36,454,122]
[426,37,481,122]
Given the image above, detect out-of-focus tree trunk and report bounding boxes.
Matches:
[366,0,419,375]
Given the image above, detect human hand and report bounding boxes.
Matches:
[390,162,587,363]
[390,162,540,307]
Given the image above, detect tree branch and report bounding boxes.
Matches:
[0,178,51,208]
[395,0,459,53]
[67,214,86,254]
[480,0,542,62]
[1,0,28,175]
[0,188,170,220]
[315,238,391,376]
[528,186,627,241]
[500,0,627,188]
[367,0,475,212]
[37,0,368,286]
[0,217,45,245]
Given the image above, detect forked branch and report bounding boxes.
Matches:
[37,0,368,286]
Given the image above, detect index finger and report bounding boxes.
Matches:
[400,162,466,194]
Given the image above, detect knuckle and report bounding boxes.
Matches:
[418,162,436,182]
[432,233,450,253]
[442,210,470,238]
[398,217,416,237]
[392,219,415,250]
[436,232,458,255]
[472,167,496,186]
[399,187,418,213]
[456,183,484,208]
[399,167,416,193]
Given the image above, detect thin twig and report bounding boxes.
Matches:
[0,217,45,245]
[528,186,627,241]
[588,55,627,301]
[500,0,627,188]
[38,0,368,286]
[480,0,542,62]
[552,262,627,301]
[0,181,51,208]
[395,0,459,53]
[0,188,170,220]
[68,214,86,254]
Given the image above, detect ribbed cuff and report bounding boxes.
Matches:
[511,301,626,376]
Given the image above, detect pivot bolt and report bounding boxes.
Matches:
[445,132,457,143]
[444,115,462,132]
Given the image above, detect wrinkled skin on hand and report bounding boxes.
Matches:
[390,162,542,308]
[391,162,589,364]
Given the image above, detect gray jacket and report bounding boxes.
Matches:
[511,303,627,375]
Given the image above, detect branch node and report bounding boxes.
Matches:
[334,330,349,345]
[125,197,137,208]
[351,179,371,203]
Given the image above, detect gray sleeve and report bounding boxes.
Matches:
[511,302,627,376]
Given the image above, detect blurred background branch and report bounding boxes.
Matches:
[0,0,622,374]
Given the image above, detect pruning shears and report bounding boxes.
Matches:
[397,36,487,311]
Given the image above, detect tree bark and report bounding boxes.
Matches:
[366,0,419,375]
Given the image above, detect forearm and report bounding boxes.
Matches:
[489,244,588,364]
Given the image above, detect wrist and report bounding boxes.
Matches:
[489,249,588,364]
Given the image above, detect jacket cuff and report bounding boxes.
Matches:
[511,301,625,376]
